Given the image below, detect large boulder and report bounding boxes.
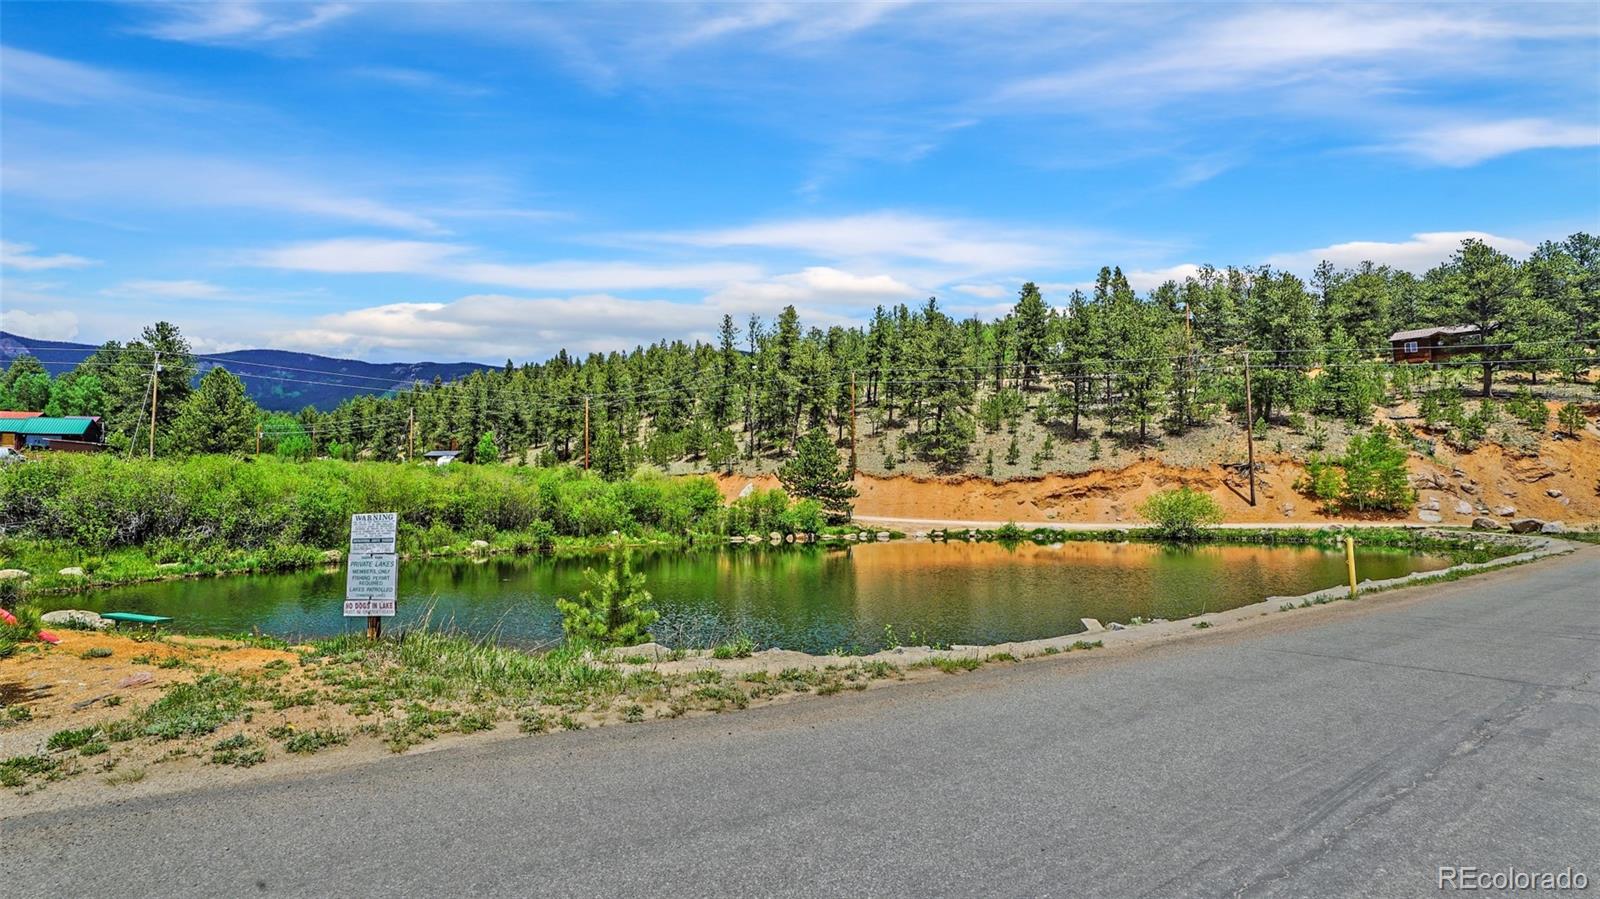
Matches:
[0,568,30,581]
[42,609,109,630]
[1494,506,1517,517]
[319,549,342,564]
[1508,518,1545,534]
[1419,499,1441,512]
[1471,517,1504,531]
[1417,510,1443,523]
[1454,501,1474,515]
[1540,521,1567,534]
[737,482,756,499]
[58,566,86,577]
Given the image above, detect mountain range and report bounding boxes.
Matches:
[0,332,494,411]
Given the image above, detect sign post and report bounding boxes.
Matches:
[345,513,398,639]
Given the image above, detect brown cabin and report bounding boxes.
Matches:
[1389,325,1482,363]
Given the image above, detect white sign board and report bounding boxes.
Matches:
[343,553,397,617]
[349,512,398,556]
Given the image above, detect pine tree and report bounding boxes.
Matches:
[169,367,258,455]
[1011,282,1051,391]
[556,550,658,647]
[778,426,858,523]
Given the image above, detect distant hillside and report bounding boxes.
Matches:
[0,332,494,411]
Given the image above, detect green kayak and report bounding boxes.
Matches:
[101,612,174,625]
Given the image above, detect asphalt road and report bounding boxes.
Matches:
[8,550,1599,898]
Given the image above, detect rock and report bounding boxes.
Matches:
[155,562,183,571]
[768,531,782,542]
[58,566,86,577]
[875,531,890,541]
[1107,622,1127,631]
[1417,510,1443,523]
[1540,521,1567,534]
[844,533,857,541]
[784,533,795,543]
[1080,618,1105,633]
[115,672,155,689]
[469,539,490,549]
[42,609,109,630]
[1043,510,1058,520]
[319,549,342,563]
[1455,501,1474,515]
[1420,499,1441,512]
[1546,488,1563,498]
[1280,503,1295,517]
[604,642,674,661]
[1508,518,1545,534]
[1495,506,1517,517]
[737,482,755,499]
[0,568,30,580]
[729,535,745,544]
[1459,482,1478,494]
[745,533,760,543]
[1471,517,1504,531]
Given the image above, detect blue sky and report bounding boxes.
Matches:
[1,1,1597,362]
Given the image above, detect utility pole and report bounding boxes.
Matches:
[583,395,591,470]
[406,407,416,463]
[256,424,262,456]
[148,351,161,460]
[1243,348,1257,507]
[848,371,857,474]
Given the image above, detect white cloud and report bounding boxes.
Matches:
[106,279,230,300]
[0,241,97,271]
[648,211,1105,276]
[0,307,80,340]
[134,1,355,43]
[952,283,1009,300]
[0,45,165,106]
[276,294,723,360]
[248,237,763,291]
[249,239,469,274]
[1267,231,1535,273]
[706,267,921,310]
[999,7,1590,107]
[1388,118,1600,166]
[4,154,442,233]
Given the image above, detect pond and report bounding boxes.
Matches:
[39,541,1455,653]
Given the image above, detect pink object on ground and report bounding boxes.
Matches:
[0,607,16,626]
[37,630,60,644]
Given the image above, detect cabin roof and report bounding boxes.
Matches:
[1389,324,1481,343]
[0,416,96,435]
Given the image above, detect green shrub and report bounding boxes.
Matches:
[1137,487,1224,540]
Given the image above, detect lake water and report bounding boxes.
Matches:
[40,541,1454,653]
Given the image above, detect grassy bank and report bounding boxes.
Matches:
[0,454,835,597]
[0,624,912,793]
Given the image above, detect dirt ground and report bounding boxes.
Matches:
[716,416,1600,528]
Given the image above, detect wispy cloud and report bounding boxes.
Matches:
[645,211,1123,276]
[0,240,97,271]
[1385,118,1600,166]
[349,66,492,98]
[3,153,443,233]
[247,237,763,291]
[0,45,178,106]
[130,1,355,44]
[1266,231,1536,273]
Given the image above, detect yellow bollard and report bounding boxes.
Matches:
[1345,535,1358,598]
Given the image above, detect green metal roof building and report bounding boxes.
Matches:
[0,416,103,449]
